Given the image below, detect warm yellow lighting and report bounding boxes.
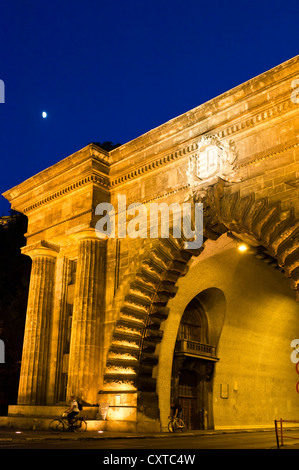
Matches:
[105,365,136,375]
[109,352,138,361]
[112,339,139,349]
[103,380,137,391]
[115,394,121,405]
[238,244,248,252]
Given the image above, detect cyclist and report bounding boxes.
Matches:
[173,401,184,428]
[65,395,80,428]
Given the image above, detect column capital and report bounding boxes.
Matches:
[21,240,60,259]
[73,229,106,243]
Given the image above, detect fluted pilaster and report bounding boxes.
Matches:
[67,235,106,404]
[18,243,59,405]
[47,256,70,404]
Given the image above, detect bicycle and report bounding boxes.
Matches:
[168,414,185,432]
[49,413,87,433]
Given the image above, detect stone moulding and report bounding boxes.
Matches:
[21,240,60,258]
[20,138,298,217]
[109,56,299,166]
[236,141,299,170]
[109,96,297,188]
[23,173,110,214]
[217,92,298,140]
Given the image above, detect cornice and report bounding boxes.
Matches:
[217,92,298,140]
[108,96,298,187]
[110,142,198,188]
[22,138,297,215]
[21,240,60,258]
[2,143,110,203]
[23,173,110,214]
[109,57,299,165]
[235,140,299,170]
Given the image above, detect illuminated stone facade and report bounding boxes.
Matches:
[2,55,299,432]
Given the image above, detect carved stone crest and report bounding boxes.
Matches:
[186,135,239,200]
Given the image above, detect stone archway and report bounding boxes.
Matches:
[204,183,299,299]
[102,185,299,430]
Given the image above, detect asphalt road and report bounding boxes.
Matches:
[0,430,293,449]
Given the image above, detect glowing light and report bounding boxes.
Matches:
[103,380,136,391]
[112,339,139,349]
[42,111,47,118]
[115,325,142,336]
[238,244,248,252]
[105,365,136,375]
[120,314,145,325]
[109,352,138,361]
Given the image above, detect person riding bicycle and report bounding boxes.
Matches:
[65,395,80,428]
[173,401,184,428]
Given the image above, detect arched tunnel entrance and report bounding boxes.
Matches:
[157,232,299,432]
[100,187,299,433]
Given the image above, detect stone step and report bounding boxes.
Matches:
[0,415,153,433]
[0,415,106,432]
[7,404,99,419]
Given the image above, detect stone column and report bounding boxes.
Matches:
[47,256,70,404]
[18,241,59,405]
[67,232,106,404]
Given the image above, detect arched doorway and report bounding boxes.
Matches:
[171,296,218,430]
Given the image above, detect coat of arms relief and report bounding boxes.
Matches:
[186,135,240,201]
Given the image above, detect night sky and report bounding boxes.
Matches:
[0,0,298,215]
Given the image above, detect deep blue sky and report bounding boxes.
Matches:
[0,0,298,215]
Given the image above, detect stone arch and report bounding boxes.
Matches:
[102,185,299,427]
[178,297,208,343]
[103,235,198,394]
[204,183,299,299]
[196,288,226,348]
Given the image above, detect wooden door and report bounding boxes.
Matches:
[178,370,197,430]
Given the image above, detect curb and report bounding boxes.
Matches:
[0,428,279,443]
[0,432,201,443]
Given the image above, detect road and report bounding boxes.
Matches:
[0,430,290,449]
